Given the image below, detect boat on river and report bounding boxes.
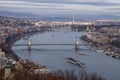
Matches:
[65,57,85,68]
[95,49,104,53]
[105,53,111,56]
[23,36,28,40]
[79,52,85,55]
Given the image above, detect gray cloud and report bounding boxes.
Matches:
[76,2,120,6]
[17,0,120,6]
[106,8,120,10]
[0,0,120,17]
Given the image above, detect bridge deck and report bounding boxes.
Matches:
[13,44,88,46]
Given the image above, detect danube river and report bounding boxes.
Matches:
[12,31,120,80]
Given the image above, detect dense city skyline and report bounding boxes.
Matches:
[0,0,120,17]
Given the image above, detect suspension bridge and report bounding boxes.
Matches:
[13,40,89,51]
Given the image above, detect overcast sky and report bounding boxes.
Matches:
[0,0,120,16]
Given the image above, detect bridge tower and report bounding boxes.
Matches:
[28,40,32,51]
[75,38,79,50]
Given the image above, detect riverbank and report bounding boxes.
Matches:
[2,30,43,61]
[80,35,120,59]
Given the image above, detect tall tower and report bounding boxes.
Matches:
[72,16,74,24]
[87,26,89,32]
[4,61,11,78]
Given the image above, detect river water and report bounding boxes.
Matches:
[12,31,120,80]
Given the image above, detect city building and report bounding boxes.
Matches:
[87,31,109,43]
[0,48,5,58]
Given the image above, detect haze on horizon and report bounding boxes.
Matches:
[0,0,120,17]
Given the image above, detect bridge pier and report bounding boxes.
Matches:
[75,39,79,50]
[28,40,32,51]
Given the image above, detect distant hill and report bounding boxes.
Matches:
[0,11,37,19]
[79,15,120,20]
[0,11,119,21]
